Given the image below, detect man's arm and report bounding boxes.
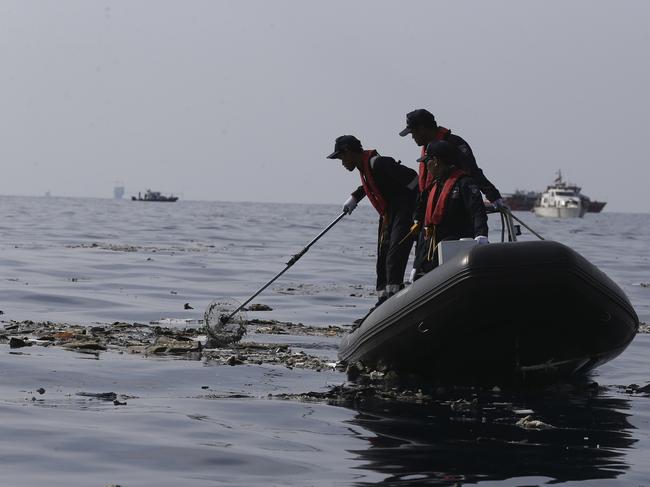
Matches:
[451,135,502,202]
[413,189,427,222]
[351,186,366,201]
[460,178,489,237]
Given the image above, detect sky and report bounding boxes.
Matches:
[0,0,648,212]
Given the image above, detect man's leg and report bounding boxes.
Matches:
[385,206,415,297]
[411,230,427,281]
[375,217,389,305]
[419,237,438,274]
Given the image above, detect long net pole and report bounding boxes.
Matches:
[220,211,348,324]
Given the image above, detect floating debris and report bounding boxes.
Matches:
[145,335,201,355]
[64,242,208,253]
[1,318,621,417]
[273,384,435,406]
[202,343,338,371]
[0,319,344,372]
[76,392,118,401]
[623,383,650,395]
[9,337,30,349]
[515,415,554,430]
[63,340,106,352]
[248,319,347,337]
[246,303,273,311]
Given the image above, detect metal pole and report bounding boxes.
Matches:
[221,211,348,324]
[508,210,545,240]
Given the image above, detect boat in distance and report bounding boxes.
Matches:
[533,171,587,218]
[503,191,606,213]
[131,189,178,202]
[588,200,607,212]
[503,171,606,213]
[502,190,539,211]
[338,210,638,384]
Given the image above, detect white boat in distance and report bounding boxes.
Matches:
[534,171,587,218]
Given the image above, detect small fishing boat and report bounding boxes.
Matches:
[131,189,178,202]
[338,210,638,384]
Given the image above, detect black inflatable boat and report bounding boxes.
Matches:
[338,211,639,384]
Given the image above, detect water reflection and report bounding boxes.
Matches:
[342,386,635,485]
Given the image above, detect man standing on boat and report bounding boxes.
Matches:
[327,135,418,305]
[398,109,501,280]
[417,140,489,274]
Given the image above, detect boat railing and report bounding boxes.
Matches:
[485,205,544,242]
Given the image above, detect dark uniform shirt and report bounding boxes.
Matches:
[428,174,489,241]
[348,154,418,292]
[446,132,501,202]
[350,155,418,206]
[414,131,501,222]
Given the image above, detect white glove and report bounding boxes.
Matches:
[493,198,507,210]
[408,268,417,283]
[474,235,489,245]
[343,195,358,214]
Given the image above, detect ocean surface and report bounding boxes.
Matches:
[0,195,649,487]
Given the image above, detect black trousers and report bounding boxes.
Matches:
[413,230,428,277]
[376,197,416,296]
[414,233,460,278]
[417,235,440,275]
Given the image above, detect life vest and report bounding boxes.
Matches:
[418,126,451,191]
[360,149,388,216]
[424,168,467,227]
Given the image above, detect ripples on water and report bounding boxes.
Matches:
[0,195,649,486]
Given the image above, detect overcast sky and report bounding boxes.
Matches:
[1,1,648,212]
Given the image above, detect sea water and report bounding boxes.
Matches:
[0,195,648,486]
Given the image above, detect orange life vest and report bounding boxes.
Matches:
[418,126,451,191]
[360,149,388,216]
[424,168,467,227]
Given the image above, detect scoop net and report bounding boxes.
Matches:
[203,298,248,347]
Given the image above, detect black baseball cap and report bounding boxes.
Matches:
[399,109,436,136]
[416,140,453,162]
[326,135,362,159]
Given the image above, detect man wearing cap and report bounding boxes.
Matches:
[327,135,418,306]
[417,140,489,275]
[399,109,501,279]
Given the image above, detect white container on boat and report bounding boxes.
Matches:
[437,239,477,265]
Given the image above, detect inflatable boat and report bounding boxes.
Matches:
[338,210,639,384]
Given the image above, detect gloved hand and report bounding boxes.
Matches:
[492,198,507,210]
[343,195,358,214]
[398,221,421,245]
[474,235,489,245]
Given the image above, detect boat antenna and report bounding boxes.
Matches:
[204,210,348,346]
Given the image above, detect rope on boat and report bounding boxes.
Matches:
[487,205,544,241]
[506,209,545,240]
